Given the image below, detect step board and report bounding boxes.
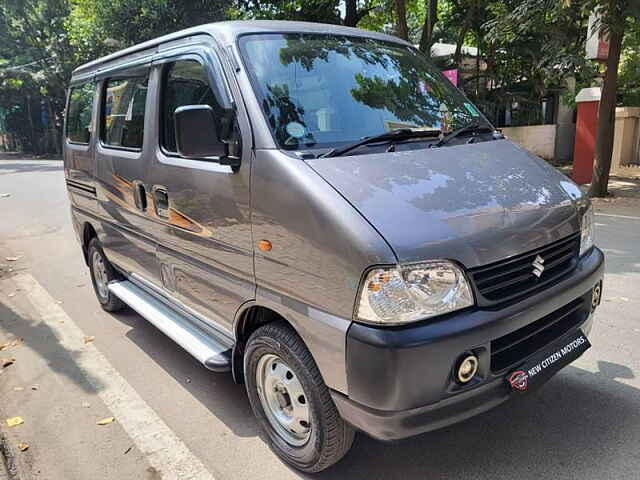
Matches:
[108,280,232,372]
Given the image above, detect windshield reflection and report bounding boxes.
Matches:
[240,33,490,150]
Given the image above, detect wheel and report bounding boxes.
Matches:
[244,322,355,472]
[87,238,125,312]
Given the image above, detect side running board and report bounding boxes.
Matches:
[108,280,232,372]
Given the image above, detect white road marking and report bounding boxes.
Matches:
[595,213,640,221]
[13,273,215,480]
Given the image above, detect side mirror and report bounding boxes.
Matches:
[174,105,228,159]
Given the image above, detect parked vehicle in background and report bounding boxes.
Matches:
[63,21,604,472]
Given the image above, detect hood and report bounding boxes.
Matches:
[307,139,582,268]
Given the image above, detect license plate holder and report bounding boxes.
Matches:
[506,329,591,393]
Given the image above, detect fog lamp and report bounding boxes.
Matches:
[456,354,479,384]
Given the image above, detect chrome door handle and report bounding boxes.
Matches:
[153,186,169,218]
[133,180,147,211]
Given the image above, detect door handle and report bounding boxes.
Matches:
[133,181,147,211]
[153,186,169,218]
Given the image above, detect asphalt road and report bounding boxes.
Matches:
[1,159,639,480]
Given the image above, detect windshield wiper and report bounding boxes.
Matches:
[432,123,495,148]
[321,128,441,158]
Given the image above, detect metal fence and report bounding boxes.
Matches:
[470,95,553,128]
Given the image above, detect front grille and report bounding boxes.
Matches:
[469,233,580,307]
[490,297,587,372]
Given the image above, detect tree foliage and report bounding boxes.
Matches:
[619,15,640,105]
[0,0,638,163]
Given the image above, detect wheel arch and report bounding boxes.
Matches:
[231,299,350,395]
[81,222,98,266]
[232,302,299,384]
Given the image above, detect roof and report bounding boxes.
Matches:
[72,20,410,77]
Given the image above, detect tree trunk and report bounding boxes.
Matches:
[25,95,38,154]
[418,0,438,54]
[344,0,373,27]
[588,21,624,198]
[455,5,475,67]
[47,100,60,155]
[395,0,409,41]
[344,0,358,27]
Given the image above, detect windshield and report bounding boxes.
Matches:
[239,33,491,151]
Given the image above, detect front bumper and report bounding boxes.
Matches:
[333,246,604,441]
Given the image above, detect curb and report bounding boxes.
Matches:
[0,153,62,161]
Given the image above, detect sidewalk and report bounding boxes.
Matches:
[0,152,61,161]
[603,176,640,198]
[557,164,640,207]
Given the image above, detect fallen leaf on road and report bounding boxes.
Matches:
[96,417,114,425]
[31,385,38,391]
[83,336,95,344]
[8,292,15,298]
[123,446,132,455]
[13,386,24,392]
[0,339,21,351]
[17,443,29,451]
[1,357,15,368]
[81,401,91,408]
[5,257,20,262]
[0,193,10,198]
[6,417,24,427]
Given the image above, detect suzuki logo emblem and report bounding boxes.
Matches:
[532,254,545,278]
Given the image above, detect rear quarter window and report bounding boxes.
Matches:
[101,72,149,150]
[66,83,96,144]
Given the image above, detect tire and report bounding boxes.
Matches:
[87,238,125,312]
[244,322,355,473]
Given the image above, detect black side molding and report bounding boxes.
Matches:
[66,178,97,196]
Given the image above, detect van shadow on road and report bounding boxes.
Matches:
[0,299,101,394]
[109,308,259,438]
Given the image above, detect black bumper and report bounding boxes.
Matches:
[333,247,604,441]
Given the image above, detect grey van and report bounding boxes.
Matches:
[63,20,604,472]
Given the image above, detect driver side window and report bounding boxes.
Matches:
[161,59,221,153]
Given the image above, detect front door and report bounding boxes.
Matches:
[144,45,254,334]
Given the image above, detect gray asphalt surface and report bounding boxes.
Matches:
[1,159,639,480]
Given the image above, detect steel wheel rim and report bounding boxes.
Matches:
[256,353,311,447]
[92,251,109,300]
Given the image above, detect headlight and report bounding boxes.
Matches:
[356,261,474,325]
[579,204,594,256]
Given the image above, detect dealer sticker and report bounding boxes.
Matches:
[507,330,591,393]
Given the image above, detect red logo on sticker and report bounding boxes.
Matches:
[508,370,529,391]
